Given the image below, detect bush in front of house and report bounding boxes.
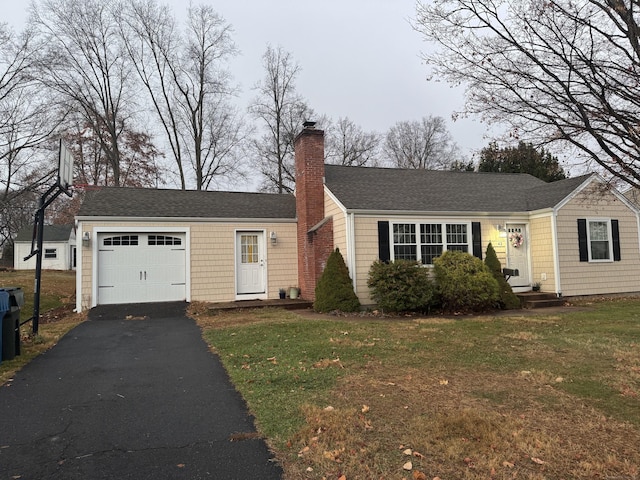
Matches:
[484,243,522,310]
[434,250,500,313]
[314,248,361,313]
[367,259,435,313]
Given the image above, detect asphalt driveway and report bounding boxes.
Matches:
[0,302,283,479]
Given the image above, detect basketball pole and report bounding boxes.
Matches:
[30,183,62,335]
[23,140,74,336]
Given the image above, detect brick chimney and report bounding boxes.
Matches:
[295,121,333,301]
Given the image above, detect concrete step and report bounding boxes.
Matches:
[516,292,565,309]
[207,298,313,313]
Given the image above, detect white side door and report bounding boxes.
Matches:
[236,232,265,295]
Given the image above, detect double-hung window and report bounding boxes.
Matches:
[578,218,620,263]
[392,222,470,264]
[393,223,417,260]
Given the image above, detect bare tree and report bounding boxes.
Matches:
[64,116,163,188]
[121,1,246,190]
[249,45,314,193]
[1,24,59,196]
[384,116,460,169]
[415,0,640,188]
[325,117,381,166]
[29,0,137,187]
[0,24,62,249]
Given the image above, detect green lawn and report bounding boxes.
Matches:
[195,299,640,480]
[0,270,81,384]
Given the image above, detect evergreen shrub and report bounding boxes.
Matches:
[367,260,435,313]
[314,248,361,313]
[433,250,499,313]
[484,242,521,310]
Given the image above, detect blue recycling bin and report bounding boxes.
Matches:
[0,290,9,364]
[1,287,23,362]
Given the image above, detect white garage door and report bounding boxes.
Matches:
[97,233,186,305]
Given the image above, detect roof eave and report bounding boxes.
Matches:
[343,208,531,217]
[75,215,297,223]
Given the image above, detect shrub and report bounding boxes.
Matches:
[367,260,435,313]
[433,250,500,313]
[484,243,521,310]
[314,248,361,313]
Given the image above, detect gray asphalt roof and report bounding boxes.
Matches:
[324,165,592,213]
[76,169,593,220]
[15,224,73,242]
[77,187,297,219]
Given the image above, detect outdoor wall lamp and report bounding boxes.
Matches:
[494,224,507,238]
[82,231,90,247]
[270,231,277,245]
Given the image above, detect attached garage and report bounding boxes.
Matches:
[75,187,298,312]
[97,232,186,305]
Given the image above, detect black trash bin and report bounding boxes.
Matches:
[0,291,9,364]
[1,287,24,361]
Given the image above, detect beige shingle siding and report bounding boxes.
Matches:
[556,186,640,296]
[325,194,347,256]
[353,216,382,305]
[79,221,298,307]
[529,216,556,291]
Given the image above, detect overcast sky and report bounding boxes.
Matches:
[2,0,494,162]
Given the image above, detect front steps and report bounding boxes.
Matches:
[516,291,565,309]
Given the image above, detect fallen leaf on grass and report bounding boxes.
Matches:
[439,379,449,385]
[361,404,370,413]
[531,457,545,465]
[412,471,427,480]
[298,446,310,457]
[502,461,515,468]
[323,448,345,462]
[403,461,413,470]
[267,356,277,364]
[413,451,425,459]
[403,448,413,456]
[338,476,346,480]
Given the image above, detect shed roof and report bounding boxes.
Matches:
[324,165,592,213]
[15,224,74,243]
[77,187,297,220]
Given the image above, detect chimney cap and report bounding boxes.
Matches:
[303,121,316,129]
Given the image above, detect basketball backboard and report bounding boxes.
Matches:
[58,139,74,194]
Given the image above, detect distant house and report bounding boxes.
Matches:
[14,225,76,271]
[74,123,640,311]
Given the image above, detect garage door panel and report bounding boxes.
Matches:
[97,233,187,305]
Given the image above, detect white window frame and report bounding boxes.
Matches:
[391,221,472,264]
[586,218,613,263]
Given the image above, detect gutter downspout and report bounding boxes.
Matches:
[551,208,562,297]
[74,221,82,312]
[346,212,357,293]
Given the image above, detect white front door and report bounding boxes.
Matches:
[506,224,530,287]
[236,231,266,296]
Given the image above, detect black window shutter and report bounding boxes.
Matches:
[577,219,588,262]
[378,221,390,262]
[612,219,621,261]
[472,222,482,260]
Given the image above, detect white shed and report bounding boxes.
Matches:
[14,225,76,270]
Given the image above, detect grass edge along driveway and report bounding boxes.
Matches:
[192,300,640,480]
